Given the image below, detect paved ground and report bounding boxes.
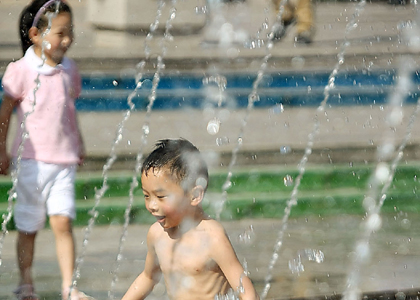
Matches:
[1,0,420,299]
[1,215,420,300]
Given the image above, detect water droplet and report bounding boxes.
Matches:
[375,163,390,183]
[136,60,146,69]
[366,213,382,231]
[280,146,291,154]
[395,291,406,300]
[112,80,118,86]
[207,118,220,135]
[363,196,375,212]
[289,259,305,275]
[142,125,150,135]
[270,104,284,114]
[378,143,394,159]
[222,181,232,191]
[238,225,255,244]
[288,249,324,275]
[150,22,158,32]
[401,219,411,229]
[216,136,230,146]
[43,41,51,50]
[291,56,305,69]
[248,93,260,103]
[283,175,293,187]
[355,241,370,262]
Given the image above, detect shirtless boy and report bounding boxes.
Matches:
[122,139,259,300]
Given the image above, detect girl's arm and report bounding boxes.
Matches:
[211,223,260,300]
[0,95,16,175]
[122,226,162,300]
[75,114,85,165]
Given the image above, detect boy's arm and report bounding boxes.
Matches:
[122,226,162,300]
[211,224,260,300]
[0,95,16,175]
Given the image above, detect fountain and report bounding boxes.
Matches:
[1,0,420,299]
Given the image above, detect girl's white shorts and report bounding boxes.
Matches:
[13,159,77,233]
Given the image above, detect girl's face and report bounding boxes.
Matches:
[32,12,73,66]
[141,169,193,230]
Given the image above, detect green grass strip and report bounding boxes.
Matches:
[0,163,419,230]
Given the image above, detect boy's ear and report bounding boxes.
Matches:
[190,185,205,206]
[28,27,40,44]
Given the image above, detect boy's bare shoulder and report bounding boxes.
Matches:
[147,222,165,241]
[198,218,228,239]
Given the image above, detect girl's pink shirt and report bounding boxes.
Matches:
[1,46,82,164]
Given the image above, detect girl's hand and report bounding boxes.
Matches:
[78,146,85,166]
[0,151,10,175]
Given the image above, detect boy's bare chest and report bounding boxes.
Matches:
[155,233,217,275]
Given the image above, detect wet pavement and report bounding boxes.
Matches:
[1,214,420,300]
[1,0,420,299]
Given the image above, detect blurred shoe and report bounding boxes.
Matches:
[295,29,313,44]
[388,0,407,4]
[272,19,294,41]
[13,284,40,300]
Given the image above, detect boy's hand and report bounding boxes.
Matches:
[0,151,10,175]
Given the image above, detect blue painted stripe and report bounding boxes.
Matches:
[1,70,419,111]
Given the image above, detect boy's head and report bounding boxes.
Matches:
[19,0,72,54]
[142,139,209,192]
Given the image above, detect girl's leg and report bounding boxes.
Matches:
[17,231,37,286]
[49,215,75,292]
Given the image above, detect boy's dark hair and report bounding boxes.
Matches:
[19,0,72,54]
[142,139,209,191]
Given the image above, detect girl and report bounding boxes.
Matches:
[0,1,90,299]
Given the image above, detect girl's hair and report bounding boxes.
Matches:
[19,0,72,54]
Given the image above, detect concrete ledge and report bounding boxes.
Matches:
[87,0,206,32]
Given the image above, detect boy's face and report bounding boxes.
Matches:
[32,12,73,65]
[141,168,192,230]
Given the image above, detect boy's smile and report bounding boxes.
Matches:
[141,169,192,230]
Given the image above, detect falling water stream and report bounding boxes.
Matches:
[108,1,178,298]
[260,0,367,298]
[342,57,419,300]
[69,0,179,296]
